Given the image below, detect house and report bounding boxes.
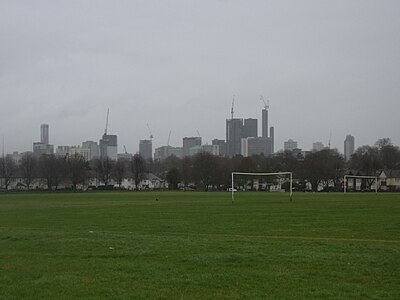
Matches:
[378,170,400,191]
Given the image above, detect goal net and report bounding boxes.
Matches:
[231,172,293,202]
[343,175,378,193]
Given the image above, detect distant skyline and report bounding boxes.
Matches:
[1,1,399,154]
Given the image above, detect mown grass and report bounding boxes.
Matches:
[0,192,399,299]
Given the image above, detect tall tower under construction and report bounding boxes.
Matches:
[261,98,274,155]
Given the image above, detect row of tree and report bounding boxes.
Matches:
[0,153,146,191]
[0,138,399,191]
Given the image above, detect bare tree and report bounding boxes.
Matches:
[20,152,37,190]
[0,155,16,189]
[67,153,88,190]
[131,154,146,190]
[113,158,126,188]
[193,152,217,191]
[39,155,67,191]
[94,157,115,187]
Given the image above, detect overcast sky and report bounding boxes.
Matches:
[1,0,399,154]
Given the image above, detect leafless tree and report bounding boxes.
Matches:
[131,154,146,190]
[0,155,16,189]
[113,158,127,188]
[67,153,88,190]
[20,152,37,190]
[94,157,115,186]
[39,155,67,190]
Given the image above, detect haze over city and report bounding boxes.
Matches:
[1,0,399,154]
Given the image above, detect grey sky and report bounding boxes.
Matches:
[1,0,399,154]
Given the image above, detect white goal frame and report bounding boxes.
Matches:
[231,172,293,203]
[343,175,378,194]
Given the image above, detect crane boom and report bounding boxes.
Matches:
[328,131,332,149]
[260,96,269,110]
[147,123,153,139]
[231,96,235,119]
[167,130,172,146]
[104,108,109,135]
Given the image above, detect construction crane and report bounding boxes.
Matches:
[260,96,269,110]
[231,95,235,119]
[167,130,172,147]
[123,145,128,154]
[104,108,109,135]
[147,123,153,140]
[328,131,332,149]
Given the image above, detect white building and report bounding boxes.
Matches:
[284,139,298,151]
[82,141,100,160]
[202,144,219,156]
[69,146,90,161]
[312,142,325,152]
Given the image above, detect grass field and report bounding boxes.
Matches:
[0,192,399,299]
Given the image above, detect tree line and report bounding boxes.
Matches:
[0,138,399,191]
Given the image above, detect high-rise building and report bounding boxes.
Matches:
[284,139,298,151]
[82,141,100,160]
[262,109,268,138]
[226,118,243,157]
[40,124,49,144]
[99,134,118,160]
[269,126,274,154]
[242,118,258,138]
[344,134,355,161]
[261,108,274,155]
[241,137,268,157]
[212,139,226,156]
[139,139,152,160]
[182,137,201,157]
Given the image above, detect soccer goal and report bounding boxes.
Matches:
[231,172,293,203]
[343,175,378,194]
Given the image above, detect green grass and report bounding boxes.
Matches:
[0,192,399,299]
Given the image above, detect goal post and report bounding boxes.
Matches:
[343,175,378,194]
[231,172,293,203]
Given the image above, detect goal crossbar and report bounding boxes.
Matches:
[343,175,378,193]
[231,172,293,203]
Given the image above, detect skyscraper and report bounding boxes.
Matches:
[139,139,152,160]
[262,109,268,138]
[269,126,274,154]
[242,118,258,138]
[40,124,49,144]
[99,134,118,160]
[261,108,275,155]
[344,134,355,161]
[226,118,243,157]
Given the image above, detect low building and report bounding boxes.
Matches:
[154,146,183,161]
[284,139,298,151]
[33,142,54,158]
[378,170,400,191]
